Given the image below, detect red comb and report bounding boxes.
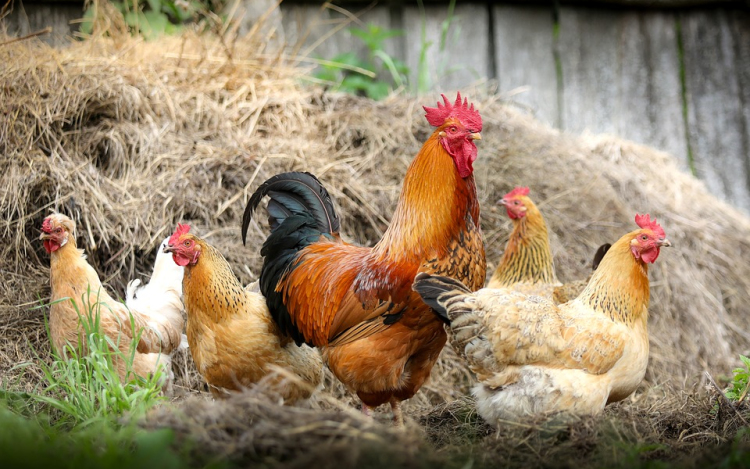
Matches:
[423,92,482,131]
[504,186,530,199]
[41,217,52,233]
[635,214,666,239]
[168,223,190,245]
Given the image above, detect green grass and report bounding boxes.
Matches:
[0,290,210,468]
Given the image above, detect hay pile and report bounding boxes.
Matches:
[1,20,750,467]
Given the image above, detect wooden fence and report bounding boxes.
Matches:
[4,0,750,213]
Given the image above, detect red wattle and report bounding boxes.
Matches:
[641,248,660,264]
[172,253,190,267]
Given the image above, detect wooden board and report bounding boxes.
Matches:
[401,3,491,94]
[557,8,688,166]
[681,8,750,212]
[4,2,83,44]
[492,4,558,127]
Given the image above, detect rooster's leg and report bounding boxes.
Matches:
[361,403,373,417]
[390,397,404,426]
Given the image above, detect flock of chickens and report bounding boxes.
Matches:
[38,93,671,427]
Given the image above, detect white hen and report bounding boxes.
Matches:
[126,236,187,392]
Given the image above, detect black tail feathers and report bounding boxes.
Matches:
[412,272,473,323]
[591,243,612,271]
[241,171,340,345]
[241,171,340,246]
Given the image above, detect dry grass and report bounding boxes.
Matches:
[1,10,750,467]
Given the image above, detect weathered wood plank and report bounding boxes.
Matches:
[616,11,687,167]
[402,3,491,94]
[681,9,750,212]
[492,4,558,127]
[558,7,622,136]
[4,2,83,44]
[280,4,395,66]
[557,8,687,166]
[728,10,750,203]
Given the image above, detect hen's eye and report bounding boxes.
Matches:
[55,228,62,234]
[450,126,457,132]
[184,240,191,247]
[514,201,520,205]
[641,235,648,241]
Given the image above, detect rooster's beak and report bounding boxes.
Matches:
[658,238,672,248]
[163,244,175,254]
[470,132,482,141]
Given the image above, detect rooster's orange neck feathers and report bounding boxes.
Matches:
[375,131,479,262]
[489,200,557,287]
[577,230,650,326]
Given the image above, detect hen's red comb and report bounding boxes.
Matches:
[503,186,530,199]
[168,223,191,245]
[41,217,52,233]
[635,214,666,239]
[423,92,482,131]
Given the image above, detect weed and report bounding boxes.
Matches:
[80,0,224,39]
[313,23,408,100]
[725,355,750,403]
[7,287,166,428]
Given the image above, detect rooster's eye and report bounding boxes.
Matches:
[450,126,457,133]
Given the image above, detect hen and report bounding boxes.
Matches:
[40,214,184,385]
[413,214,671,423]
[242,93,486,424]
[126,236,188,391]
[165,224,323,403]
[487,186,609,303]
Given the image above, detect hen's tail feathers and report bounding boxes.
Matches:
[591,243,612,271]
[242,172,340,345]
[241,172,340,245]
[126,279,141,303]
[412,273,473,323]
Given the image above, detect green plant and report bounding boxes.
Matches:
[80,0,223,39]
[725,355,750,403]
[11,289,166,429]
[313,23,408,100]
[0,288,196,468]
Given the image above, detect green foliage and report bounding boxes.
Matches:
[10,290,166,429]
[313,23,408,101]
[725,355,750,403]
[0,405,187,469]
[80,0,223,39]
[0,288,196,467]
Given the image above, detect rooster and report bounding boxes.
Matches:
[413,214,671,423]
[242,93,486,424]
[164,224,323,403]
[40,214,184,386]
[487,186,609,303]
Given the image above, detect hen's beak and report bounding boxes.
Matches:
[470,132,482,141]
[163,244,175,254]
[658,238,672,248]
[498,198,508,206]
[39,232,51,241]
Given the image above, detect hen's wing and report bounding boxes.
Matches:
[414,274,627,385]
